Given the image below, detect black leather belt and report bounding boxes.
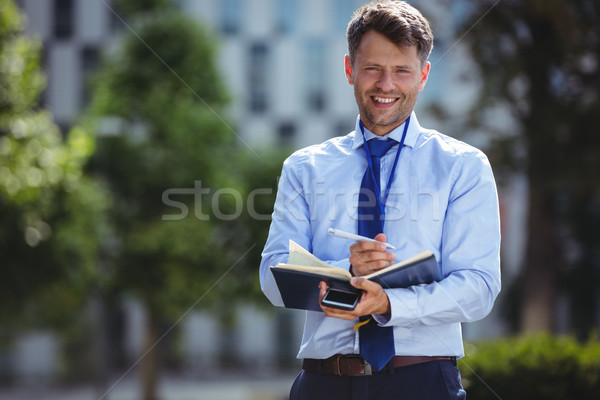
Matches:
[302,354,456,376]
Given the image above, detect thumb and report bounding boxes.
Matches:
[351,277,380,293]
[350,277,368,289]
[374,233,387,243]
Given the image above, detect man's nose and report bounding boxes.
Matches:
[377,70,395,92]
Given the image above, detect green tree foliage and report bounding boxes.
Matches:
[464,0,600,335]
[0,0,108,335]
[87,8,239,319]
[218,150,288,305]
[85,5,285,398]
[459,333,600,399]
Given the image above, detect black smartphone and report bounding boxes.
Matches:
[321,288,361,311]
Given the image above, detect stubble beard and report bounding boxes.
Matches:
[357,88,418,134]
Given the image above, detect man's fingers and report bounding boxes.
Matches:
[321,306,357,320]
[350,277,374,290]
[350,278,391,315]
[349,250,396,274]
[350,240,388,253]
[318,281,328,300]
[320,278,390,318]
[374,233,388,243]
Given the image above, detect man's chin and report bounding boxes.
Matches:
[363,114,406,131]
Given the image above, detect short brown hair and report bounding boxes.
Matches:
[347,0,434,67]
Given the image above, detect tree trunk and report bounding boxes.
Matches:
[140,310,161,400]
[90,293,111,400]
[520,188,559,333]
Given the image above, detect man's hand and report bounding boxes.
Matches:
[319,278,391,320]
[349,233,396,277]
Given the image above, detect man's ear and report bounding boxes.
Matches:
[419,61,431,91]
[344,55,354,85]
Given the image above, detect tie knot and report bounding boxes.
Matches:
[368,139,398,158]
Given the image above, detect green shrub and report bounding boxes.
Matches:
[459,333,600,399]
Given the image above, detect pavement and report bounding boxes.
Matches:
[0,373,297,400]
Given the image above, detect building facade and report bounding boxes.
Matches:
[19,0,474,148]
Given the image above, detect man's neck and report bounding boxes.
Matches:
[361,115,411,137]
[361,117,410,138]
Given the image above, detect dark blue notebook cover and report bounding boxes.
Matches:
[270,252,440,312]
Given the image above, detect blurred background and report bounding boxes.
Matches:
[1,0,599,399]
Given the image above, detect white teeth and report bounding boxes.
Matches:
[373,96,396,103]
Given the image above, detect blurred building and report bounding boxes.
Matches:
[18,0,483,148]
[13,0,523,383]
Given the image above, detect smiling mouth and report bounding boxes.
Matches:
[372,96,398,104]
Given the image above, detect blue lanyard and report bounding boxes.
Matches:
[359,115,410,218]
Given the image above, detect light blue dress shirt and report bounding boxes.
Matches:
[260,113,501,360]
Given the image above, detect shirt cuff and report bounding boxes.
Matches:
[372,313,391,325]
[378,288,418,328]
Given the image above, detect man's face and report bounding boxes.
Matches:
[345,30,430,136]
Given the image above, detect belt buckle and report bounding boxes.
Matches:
[361,360,373,376]
[342,355,372,376]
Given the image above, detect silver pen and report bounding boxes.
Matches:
[327,228,396,249]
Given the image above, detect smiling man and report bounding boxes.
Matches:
[260,1,501,399]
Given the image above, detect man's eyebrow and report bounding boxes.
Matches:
[362,61,410,66]
[361,60,415,69]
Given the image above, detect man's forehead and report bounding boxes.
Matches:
[355,33,420,64]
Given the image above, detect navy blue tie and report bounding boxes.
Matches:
[358,138,398,371]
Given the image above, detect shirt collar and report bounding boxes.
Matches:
[351,111,421,150]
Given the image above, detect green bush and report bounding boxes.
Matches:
[459,333,600,399]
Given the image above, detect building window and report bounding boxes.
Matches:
[278,121,296,144]
[275,0,298,35]
[335,120,355,138]
[109,2,126,34]
[221,0,242,35]
[305,40,326,113]
[80,46,99,107]
[53,0,74,39]
[248,43,269,113]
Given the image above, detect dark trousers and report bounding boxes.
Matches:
[289,360,466,400]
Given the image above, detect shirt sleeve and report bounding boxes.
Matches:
[379,151,502,328]
[260,156,306,306]
[259,154,351,307]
